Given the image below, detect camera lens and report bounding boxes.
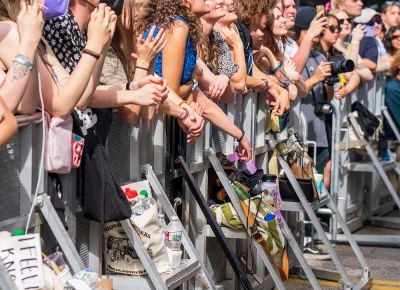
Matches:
[330,59,355,74]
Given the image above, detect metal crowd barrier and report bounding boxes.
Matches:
[0,85,375,289]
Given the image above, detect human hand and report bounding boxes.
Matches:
[283,59,300,82]
[334,86,348,100]
[307,12,328,39]
[136,75,169,103]
[238,135,252,163]
[219,26,242,48]
[17,0,44,48]
[209,74,229,99]
[133,82,169,106]
[133,26,168,68]
[314,61,332,82]
[266,84,290,115]
[86,4,113,54]
[351,24,366,42]
[178,105,204,143]
[189,101,203,117]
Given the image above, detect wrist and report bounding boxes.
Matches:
[135,61,150,69]
[84,41,103,55]
[18,44,36,61]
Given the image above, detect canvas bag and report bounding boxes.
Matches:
[44,111,73,174]
[103,197,171,276]
[210,196,285,256]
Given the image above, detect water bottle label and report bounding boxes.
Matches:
[165,231,182,241]
[133,212,141,217]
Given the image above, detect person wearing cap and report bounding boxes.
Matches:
[333,0,363,18]
[353,8,380,71]
[381,2,400,30]
[283,6,328,74]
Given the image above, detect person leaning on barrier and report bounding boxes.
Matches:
[0,96,17,148]
[329,9,375,82]
[381,1,400,31]
[383,25,400,63]
[383,49,400,140]
[255,0,307,99]
[139,0,252,161]
[234,0,290,115]
[0,0,44,115]
[333,0,363,18]
[199,0,246,92]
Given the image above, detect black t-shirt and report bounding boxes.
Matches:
[235,20,253,75]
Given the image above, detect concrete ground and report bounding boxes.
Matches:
[284,225,400,289]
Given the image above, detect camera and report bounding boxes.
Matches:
[325,57,355,86]
[314,102,333,115]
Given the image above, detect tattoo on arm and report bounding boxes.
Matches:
[11,62,29,82]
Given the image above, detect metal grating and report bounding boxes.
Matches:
[75,211,90,268]
[211,101,227,154]
[0,134,21,221]
[205,239,227,283]
[40,218,58,254]
[107,111,131,184]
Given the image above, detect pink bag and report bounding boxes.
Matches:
[44,111,73,174]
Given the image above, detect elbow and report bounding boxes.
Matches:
[118,108,140,125]
[232,79,246,92]
[299,89,308,98]
[75,103,88,112]
[141,110,155,121]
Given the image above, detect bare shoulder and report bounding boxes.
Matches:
[166,19,189,37]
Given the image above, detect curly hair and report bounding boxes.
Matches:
[236,0,275,25]
[198,32,219,74]
[384,25,400,56]
[138,0,202,50]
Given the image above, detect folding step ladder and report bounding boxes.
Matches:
[203,148,324,290]
[0,258,19,290]
[109,164,217,290]
[266,132,372,290]
[347,113,400,231]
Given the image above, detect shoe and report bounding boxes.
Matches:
[303,243,331,260]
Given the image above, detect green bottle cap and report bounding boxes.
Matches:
[13,229,24,236]
[140,190,149,198]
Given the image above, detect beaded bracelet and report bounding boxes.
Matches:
[176,107,189,120]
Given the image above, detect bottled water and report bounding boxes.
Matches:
[131,195,146,216]
[165,216,182,250]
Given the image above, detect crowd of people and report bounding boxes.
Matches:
[1,0,400,259]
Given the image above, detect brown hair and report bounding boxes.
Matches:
[110,0,136,80]
[138,0,202,50]
[263,9,284,61]
[390,50,400,76]
[198,32,218,74]
[0,0,20,22]
[236,0,275,25]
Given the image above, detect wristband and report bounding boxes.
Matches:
[126,82,131,91]
[176,107,189,120]
[351,41,360,45]
[179,100,187,107]
[13,54,34,71]
[191,78,199,91]
[237,129,245,143]
[82,48,100,60]
[136,66,149,71]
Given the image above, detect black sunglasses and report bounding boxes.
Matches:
[338,18,353,25]
[368,18,383,26]
[328,25,342,33]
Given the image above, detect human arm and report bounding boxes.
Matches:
[284,59,307,97]
[292,12,327,73]
[219,26,246,91]
[334,71,360,100]
[0,97,17,149]
[305,61,331,91]
[40,5,113,119]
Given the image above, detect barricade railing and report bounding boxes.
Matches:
[0,85,372,289]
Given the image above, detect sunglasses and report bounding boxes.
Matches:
[368,18,383,26]
[392,34,400,40]
[328,25,342,33]
[338,18,353,25]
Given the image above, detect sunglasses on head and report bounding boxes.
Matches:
[328,25,342,33]
[338,18,353,25]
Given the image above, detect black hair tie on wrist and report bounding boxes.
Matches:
[237,129,245,143]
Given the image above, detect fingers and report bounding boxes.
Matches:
[19,0,28,17]
[97,3,106,21]
[153,27,164,43]
[146,25,156,45]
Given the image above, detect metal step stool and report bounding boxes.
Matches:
[204,147,324,290]
[266,132,372,290]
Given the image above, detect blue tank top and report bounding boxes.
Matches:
[143,16,197,84]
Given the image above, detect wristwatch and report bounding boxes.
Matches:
[191,78,199,91]
[13,54,34,71]
[261,78,269,91]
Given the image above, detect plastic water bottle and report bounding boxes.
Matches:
[261,174,278,205]
[140,190,150,210]
[131,195,146,216]
[165,216,182,250]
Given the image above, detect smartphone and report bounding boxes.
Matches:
[364,25,374,37]
[316,5,325,17]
